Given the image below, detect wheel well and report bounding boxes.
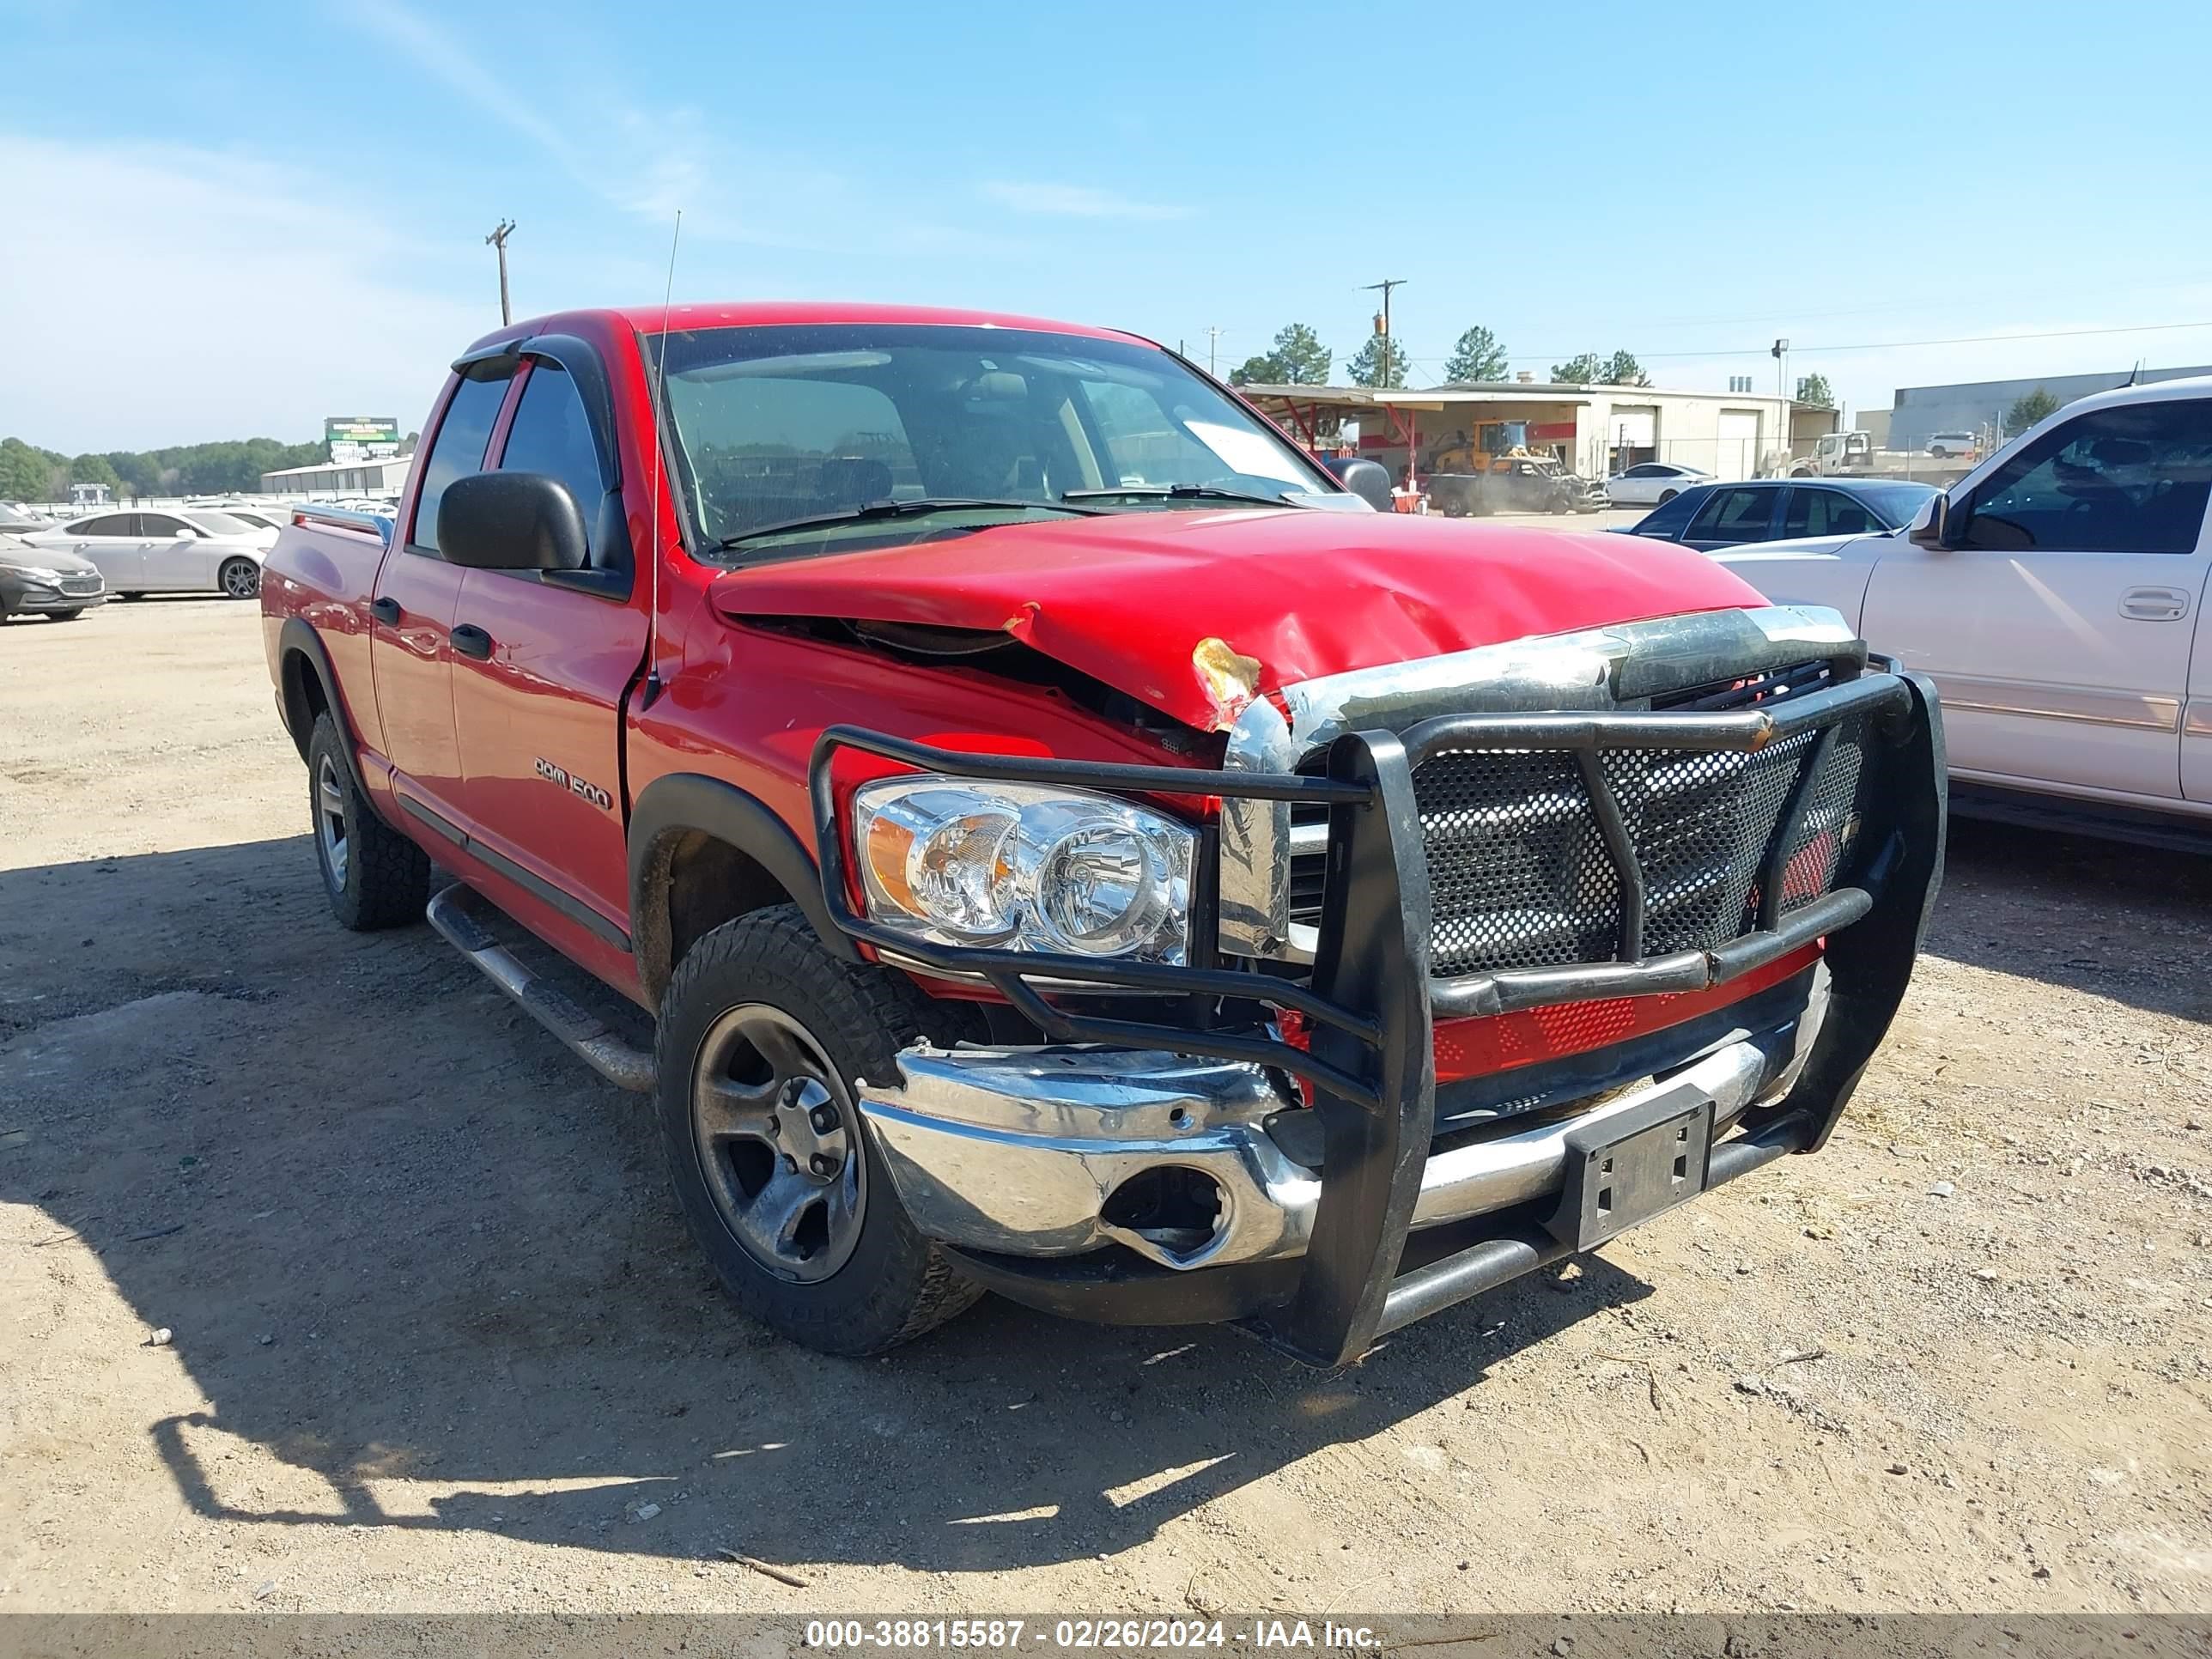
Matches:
[280,648,331,763]
[639,830,797,1005]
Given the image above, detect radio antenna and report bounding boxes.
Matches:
[641,209,682,708]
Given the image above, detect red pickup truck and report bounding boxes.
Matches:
[262,302,1945,1364]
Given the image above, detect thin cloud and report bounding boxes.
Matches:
[980,181,1191,222]
[338,2,587,179]
[0,134,486,452]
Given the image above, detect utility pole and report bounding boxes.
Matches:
[486,219,517,325]
[1771,337,1789,403]
[1362,278,1407,386]
[1206,325,1223,377]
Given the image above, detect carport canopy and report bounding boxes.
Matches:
[1234,383,1599,490]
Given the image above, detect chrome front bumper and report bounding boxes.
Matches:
[860,970,1828,1274]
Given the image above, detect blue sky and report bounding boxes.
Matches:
[7,0,2212,452]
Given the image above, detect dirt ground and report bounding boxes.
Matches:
[3,597,2209,1617]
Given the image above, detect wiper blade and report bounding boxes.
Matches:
[1060,483,1296,508]
[717,497,1099,548]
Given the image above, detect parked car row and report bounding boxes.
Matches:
[14,507,277,603]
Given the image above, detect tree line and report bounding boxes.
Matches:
[1227,324,1653,391]
[0,434,416,503]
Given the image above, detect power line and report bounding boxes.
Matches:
[1504,318,2212,363]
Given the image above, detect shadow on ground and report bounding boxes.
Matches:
[2,812,2202,1575]
[1925,813,2212,1021]
[0,837,1638,1577]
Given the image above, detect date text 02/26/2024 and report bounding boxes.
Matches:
[803,1620,1379,1650]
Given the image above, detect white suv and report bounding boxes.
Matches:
[1717,377,2212,843]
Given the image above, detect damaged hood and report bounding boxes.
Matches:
[708,507,1770,731]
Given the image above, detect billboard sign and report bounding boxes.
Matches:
[325,416,400,464]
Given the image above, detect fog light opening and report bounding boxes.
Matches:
[1103,1167,1224,1261]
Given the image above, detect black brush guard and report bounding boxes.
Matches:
[808,666,1946,1364]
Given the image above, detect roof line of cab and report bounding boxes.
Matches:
[456,301,1156,362]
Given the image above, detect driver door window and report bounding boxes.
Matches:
[1783,488,1875,538]
[137,512,203,588]
[1958,401,2212,554]
[494,361,608,568]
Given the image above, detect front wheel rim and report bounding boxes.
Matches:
[315,755,348,890]
[690,1003,865,1283]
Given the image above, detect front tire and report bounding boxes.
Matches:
[218,558,261,600]
[307,712,428,930]
[656,906,981,1356]
[45,608,89,622]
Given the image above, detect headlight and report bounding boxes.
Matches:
[853,776,1194,964]
[9,567,66,586]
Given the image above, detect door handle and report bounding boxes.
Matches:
[368,595,402,626]
[451,623,494,660]
[2119,586,2190,622]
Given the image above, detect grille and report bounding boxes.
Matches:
[1285,712,1869,977]
[59,574,103,595]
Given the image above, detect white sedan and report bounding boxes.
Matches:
[24,507,276,599]
[1604,461,1711,506]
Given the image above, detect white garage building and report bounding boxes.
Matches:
[1237,380,1809,486]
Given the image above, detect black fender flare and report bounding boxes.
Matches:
[628,773,860,1005]
[276,617,374,802]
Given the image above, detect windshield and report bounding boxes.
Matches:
[1853,481,1940,526]
[184,510,258,537]
[652,324,1349,558]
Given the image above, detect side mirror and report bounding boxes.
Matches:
[437,471,589,572]
[1907,493,1951,550]
[1329,457,1395,513]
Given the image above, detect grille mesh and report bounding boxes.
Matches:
[1291,713,1869,977]
[1412,750,1620,975]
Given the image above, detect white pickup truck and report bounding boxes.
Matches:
[1717,376,2212,847]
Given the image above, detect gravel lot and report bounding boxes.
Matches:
[3,597,2209,1616]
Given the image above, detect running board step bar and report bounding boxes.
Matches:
[426,884,656,1092]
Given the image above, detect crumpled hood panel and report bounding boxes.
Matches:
[708,507,1770,730]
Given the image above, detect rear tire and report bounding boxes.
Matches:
[656,906,981,1355]
[218,558,261,600]
[1656,489,1677,504]
[307,712,428,930]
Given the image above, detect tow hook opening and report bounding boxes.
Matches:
[1102,1167,1226,1266]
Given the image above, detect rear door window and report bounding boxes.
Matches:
[73,514,132,537]
[410,369,514,555]
[1632,489,1706,538]
[1686,487,1777,543]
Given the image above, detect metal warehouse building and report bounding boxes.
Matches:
[1238,380,1818,486]
[1885,364,2212,451]
[258,455,412,497]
